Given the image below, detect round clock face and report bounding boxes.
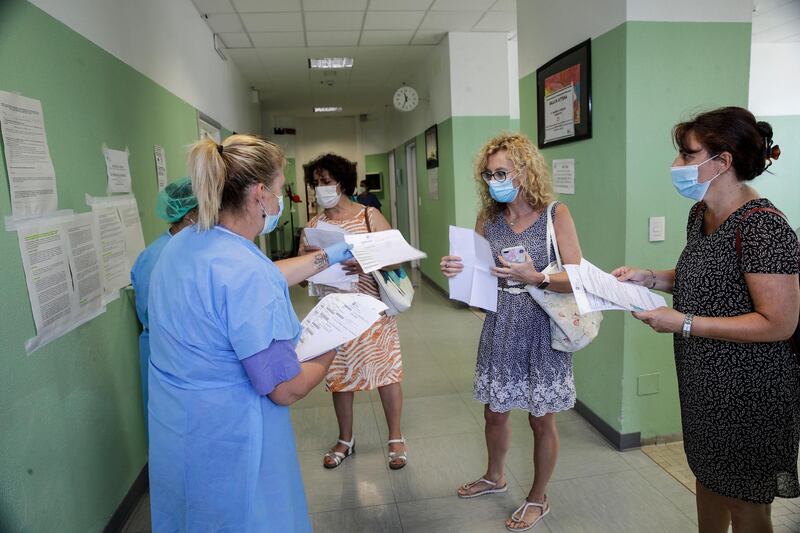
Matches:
[393,86,418,112]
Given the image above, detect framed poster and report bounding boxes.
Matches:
[425,124,439,169]
[536,39,592,148]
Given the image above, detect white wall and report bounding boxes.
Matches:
[626,0,752,23]
[449,32,511,117]
[27,0,259,133]
[749,42,800,116]
[508,37,520,121]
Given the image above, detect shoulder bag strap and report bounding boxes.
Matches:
[364,206,373,233]
[545,201,562,270]
[734,206,785,258]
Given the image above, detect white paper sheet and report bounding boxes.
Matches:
[295,293,388,362]
[16,212,106,354]
[304,223,358,289]
[345,229,426,274]
[117,199,146,268]
[565,259,667,314]
[0,91,58,217]
[447,226,498,312]
[552,158,575,194]
[153,145,168,190]
[544,84,576,143]
[563,264,625,315]
[104,147,132,194]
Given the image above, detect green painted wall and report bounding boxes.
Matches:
[364,152,391,220]
[520,21,754,440]
[0,1,236,530]
[751,115,800,229]
[621,21,752,438]
[520,25,628,432]
[268,157,297,257]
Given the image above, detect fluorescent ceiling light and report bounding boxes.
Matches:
[314,106,343,113]
[309,57,354,69]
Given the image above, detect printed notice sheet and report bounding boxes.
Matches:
[448,226,498,312]
[295,293,388,362]
[153,145,168,190]
[544,84,576,144]
[564,259,667,315]
[304,222,358,290]
[552,159,575,194]
[0,90,58,217]
[104,147,132,194]
[345,229,426,274]
[16,212,105,353]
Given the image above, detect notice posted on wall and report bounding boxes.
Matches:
[16,212,106,354]
[87,194,146,303]
[552,158,575,194]
[0,90,58,217]
[153,144,168,190]
[103,146,132,194]
[543,84,576,144]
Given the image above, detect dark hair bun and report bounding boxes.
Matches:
[756,121,773,140]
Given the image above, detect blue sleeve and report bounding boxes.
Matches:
[224,263,297,360]
[240,339,301,395]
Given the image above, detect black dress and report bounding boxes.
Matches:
[673,198,800,504]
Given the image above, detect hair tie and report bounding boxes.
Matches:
[769,144,781,161]
[217,144,224,155]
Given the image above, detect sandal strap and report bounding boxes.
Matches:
[511,499,548,522]
[388,451,407,460]
[324,451,344,465]
[387,437,405,445]
[462,477,497,490]
[337,437,354,450]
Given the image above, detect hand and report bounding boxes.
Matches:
[440,255,464,278]
[299,242,321,256]
[631,307,684,334]
[341,258,364,276]
[492,254,543,285]
[323,241,353,265]
[611,266,653,287]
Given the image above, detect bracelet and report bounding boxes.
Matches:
[682,313,694,338]
[645,269,656,289]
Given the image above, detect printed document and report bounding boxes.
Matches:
[304,222,358,290]
[565,259,667,314]
[447,226,498,312]
[345,229,426,274]
[104,147,132,194]
[0,90,58,216]
[295,293,388,362]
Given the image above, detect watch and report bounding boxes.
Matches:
[682,313,694,338]
[536,272,550,290]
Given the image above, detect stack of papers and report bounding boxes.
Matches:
[345,229,426,273]
[295,293,388,361]
[305,221,358,290]
[564,259,667,315]
[447,226,498,312]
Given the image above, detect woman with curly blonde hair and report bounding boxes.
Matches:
[441,132,584,531]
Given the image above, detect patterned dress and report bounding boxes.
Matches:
[673,198,800,504]
[474,204,576,416]
[306,206,403,392]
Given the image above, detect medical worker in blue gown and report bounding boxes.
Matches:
[147,135,352,532]
[130,177,197,428]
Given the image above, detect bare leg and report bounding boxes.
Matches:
[377,383,405,467]
[506,412,558,530]
[457,406,511,497]
[323,391,355,467]
[696,481,732,533]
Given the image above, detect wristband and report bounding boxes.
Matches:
[536,272,550,290]
[682,313,694,339]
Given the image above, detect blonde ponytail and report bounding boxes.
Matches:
[189,138,227,230]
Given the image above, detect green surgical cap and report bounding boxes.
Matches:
[156,177,198,223]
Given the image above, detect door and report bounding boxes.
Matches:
[405,143,420,266]
[388,150,398,228]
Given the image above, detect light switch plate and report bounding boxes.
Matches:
[649,216,665,242]
[638,373,660,396]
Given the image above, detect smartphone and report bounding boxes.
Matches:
[500,245,527,286]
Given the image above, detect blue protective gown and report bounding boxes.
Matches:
[147,226,310,533]
[130,231,171,427]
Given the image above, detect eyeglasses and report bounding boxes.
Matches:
[481,169,517,184]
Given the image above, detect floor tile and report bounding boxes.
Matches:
[310,503,403,533]
[290,401,380,452]
[374,394,481,441]
[121,493,151,533]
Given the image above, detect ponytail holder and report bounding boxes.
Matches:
[217,144,224,155]
[770,144,781,161]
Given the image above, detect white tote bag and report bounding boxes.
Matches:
[526,202,602,352]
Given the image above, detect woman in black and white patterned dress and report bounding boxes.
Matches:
[615,107,799,532]
[441,132,584,531]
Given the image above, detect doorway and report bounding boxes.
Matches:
[405,142,420,267]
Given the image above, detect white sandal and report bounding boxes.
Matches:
[387,437,408,470]
[457,477,508,499]
[505,496,549,531]
[323,437,354,469]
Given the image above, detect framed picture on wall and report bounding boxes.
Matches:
[425,124,439,169]
[536,39,592,149]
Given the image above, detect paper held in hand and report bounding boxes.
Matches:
[345,229,426,274]
[447,226,498,312]
[564,258,667,315]
[295,293,388,362]
[304,222,358,290]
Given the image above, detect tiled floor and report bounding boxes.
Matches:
[121,277,796,532]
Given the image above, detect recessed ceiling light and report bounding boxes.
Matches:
[309,57,354,69]
[314,106,343,113]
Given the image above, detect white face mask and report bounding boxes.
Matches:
[315,185,340,209]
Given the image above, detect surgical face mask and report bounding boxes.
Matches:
[488,179,519,203]
[670,155,722,202]
[259,193,284,235]
[315,185,340,209]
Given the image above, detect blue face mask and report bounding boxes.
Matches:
[671,155,722,201]
[259,193,284,235]
[488,179,519,203]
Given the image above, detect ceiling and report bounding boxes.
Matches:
[752,0,800,42]
[190,0,517,117]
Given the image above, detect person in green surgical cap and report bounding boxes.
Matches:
[130,177,198,432]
